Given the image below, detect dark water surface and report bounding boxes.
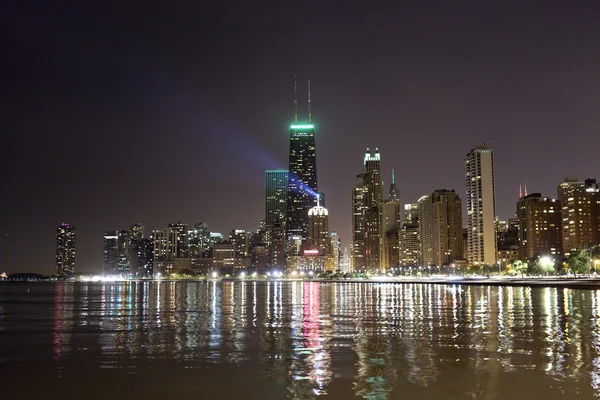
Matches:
[1,281,600,399]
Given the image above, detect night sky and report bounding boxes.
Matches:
[3,1,600,274]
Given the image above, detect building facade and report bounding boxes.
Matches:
[557,177,600,256]
[306,202,331,256]
[265,169,289,230]
[517,193,562,260]
[56,223,76,277]
[465,145,497,265]
[352,149,383,272]
[152,229,178,275]
[286,124,318,243]
[380,200,400,269]
[103,231,119,275]
[418,190,463,266]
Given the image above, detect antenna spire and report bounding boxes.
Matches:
[519,184,522,198]
[525,182,528,196]
[392,169,395,185]
[316,193,320,207]
[293,74,298,122]
[307,80,311,122]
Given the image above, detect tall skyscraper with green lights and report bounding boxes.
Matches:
[286,80,318,245]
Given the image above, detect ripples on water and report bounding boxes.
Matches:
[1,281,600,399]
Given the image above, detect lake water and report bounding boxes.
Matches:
[1,281,600,399]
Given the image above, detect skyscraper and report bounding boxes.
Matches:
[517,193,562,260]
[168,222,189,258]
[103,231,119,275]
[351,149,383,271]
[306,200,331,256]
[364,149,383,270]
[388,169,399,202]
[55,223,75,277]
[153,229,178,275]
[418,190,463,266]
[265,169,289,229]
[351,173,369,270]
[465,145,497,265]
[557,177,600,256]
[330,231,340,271]
[286,123,318,243]
[269,219,286,268]
[399,202,420,266]
[380,200,400,269]
[117,229,131,274]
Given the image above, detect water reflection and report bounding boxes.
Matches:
[3,282,600,398]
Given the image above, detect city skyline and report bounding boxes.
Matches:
[4,1,600,274]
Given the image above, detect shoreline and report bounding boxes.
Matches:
[4,276,600,290]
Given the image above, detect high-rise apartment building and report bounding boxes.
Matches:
[418,190,463,266]
[465,145,497,265]
[517,193,562,260]
[153,229,178,274]
[265,169,289,229]
[55,223,76,277]
[557,177,600,256]
[330,231,340,271]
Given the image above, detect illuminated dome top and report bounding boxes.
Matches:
[308,205,328,216]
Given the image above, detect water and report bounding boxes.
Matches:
[1,281,600,399]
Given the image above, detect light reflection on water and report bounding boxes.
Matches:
[2,282,600,398]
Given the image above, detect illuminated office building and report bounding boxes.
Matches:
[103,230,119,274]
[265,169,289,230]
[55,223,76,277]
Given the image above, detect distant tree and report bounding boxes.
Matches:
[567,248,590,276]
[513,259,527,277]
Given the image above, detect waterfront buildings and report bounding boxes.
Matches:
[465,145,497,265]
[103,231,119,274]
[286,123,318,243]
[557,177,600,256]
[517,193,562,260]
[265,169,289,229]
[351,173,369,270]
[55,223,76,277]
[418,190,463,266]
[380,199,400,269]
[330,231,340,271]
[352,149,383,271]
[152,228,178,275]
